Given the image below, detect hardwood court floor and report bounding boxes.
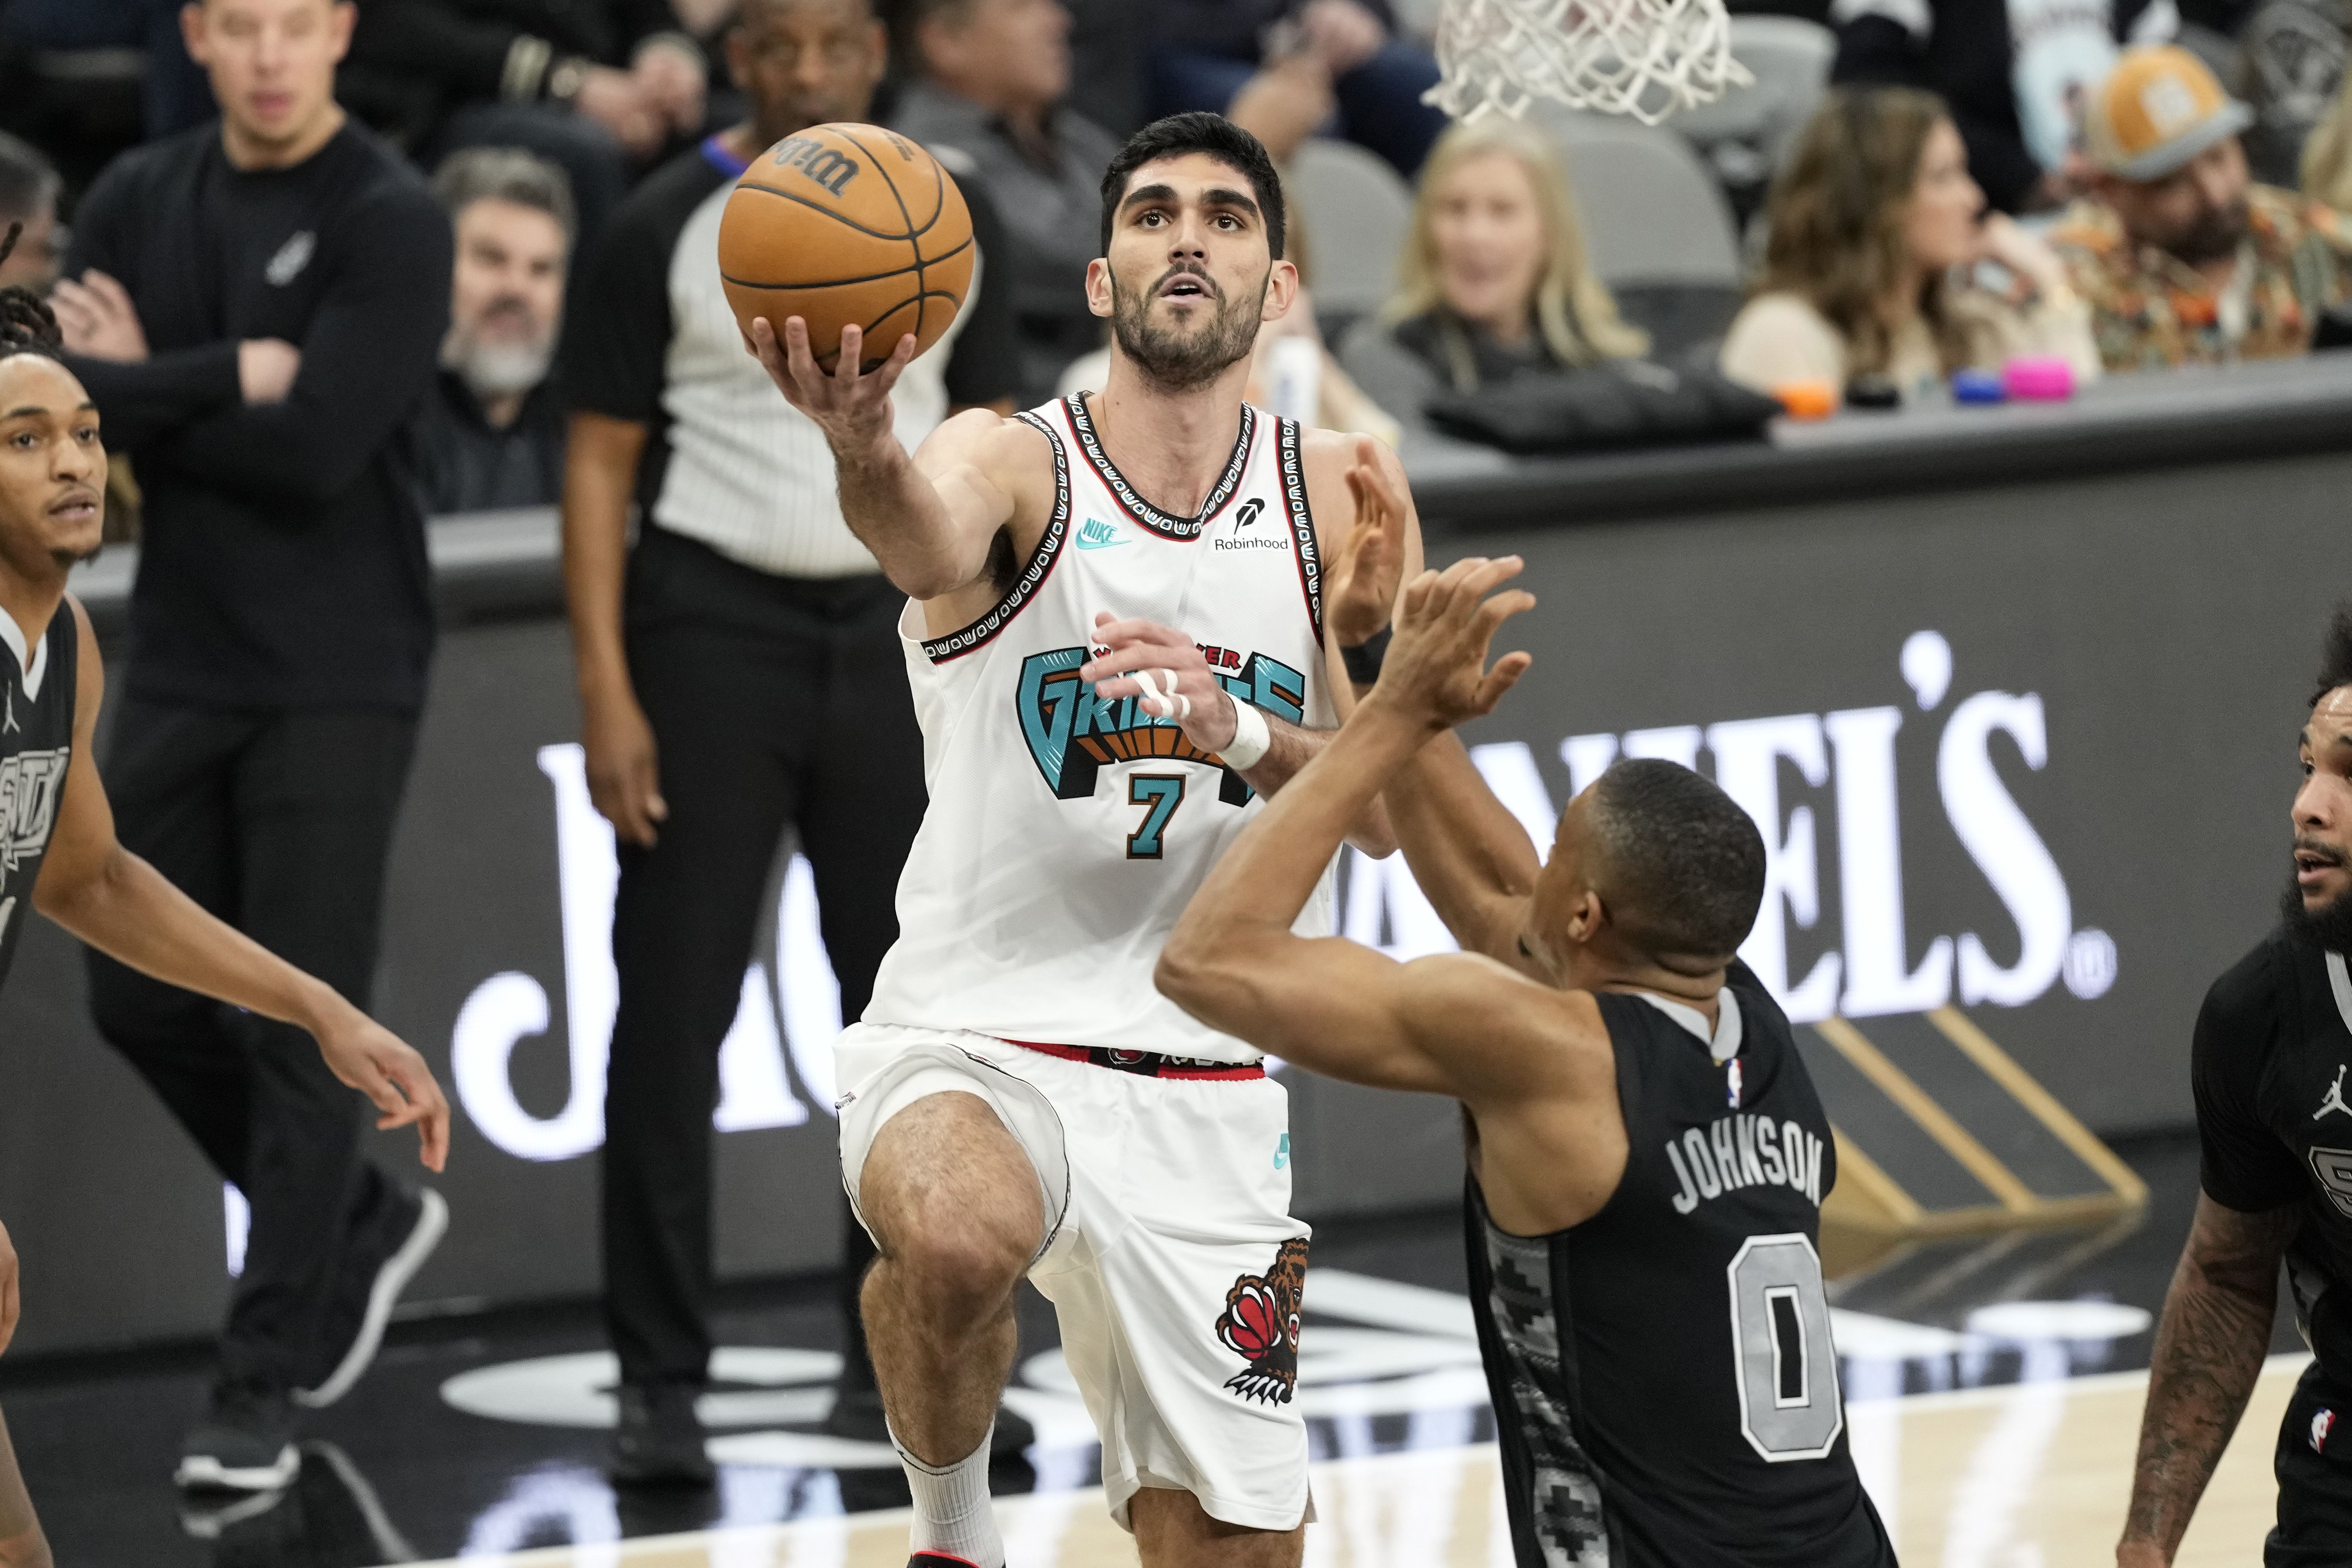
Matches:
[420,1354,2308,1568]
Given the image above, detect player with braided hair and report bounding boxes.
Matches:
[0,218,450,1515]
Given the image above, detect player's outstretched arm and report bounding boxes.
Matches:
[2116,1194,2299,1566]
[750,316,1018,600]
[1159,558,1565,1097]
[1385,734,1546,971]
[30,603,449,1171]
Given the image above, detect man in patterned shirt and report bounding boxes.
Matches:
[2052,45,2352,370]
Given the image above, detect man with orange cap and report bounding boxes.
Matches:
[2052,43,2352,369]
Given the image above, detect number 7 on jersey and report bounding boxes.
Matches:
[1127,774,1187,860]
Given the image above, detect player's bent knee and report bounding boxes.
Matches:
[862,1094,1044,1313]
[888,1219,1031,1318]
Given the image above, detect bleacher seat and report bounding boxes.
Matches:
[1535,109,1746,365]
[1670,15,1835,223]
[1286,136,1418,340]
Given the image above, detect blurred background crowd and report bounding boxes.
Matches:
[18,0,2352,539]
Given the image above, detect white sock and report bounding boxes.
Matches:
[894,1424,1004,1568]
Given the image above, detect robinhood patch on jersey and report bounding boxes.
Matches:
[1015,645,1307,806]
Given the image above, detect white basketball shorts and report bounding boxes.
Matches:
[834,1021,1314,1534]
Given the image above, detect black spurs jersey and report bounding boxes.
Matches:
[2192,928,2352,1389]
[1465,961,1896,1568]
[0,608,76,989]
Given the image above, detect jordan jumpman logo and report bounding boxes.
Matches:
[2315,1064,2352,1122]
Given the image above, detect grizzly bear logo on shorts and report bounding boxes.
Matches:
[1215,1236,1308,1404]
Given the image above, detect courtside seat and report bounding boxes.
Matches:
[1534,109,1745,366]
[1285,136,1417,343]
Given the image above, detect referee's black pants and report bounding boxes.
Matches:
[86,697,419,1395]
[604,526,926,1390]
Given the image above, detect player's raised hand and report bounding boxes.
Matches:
[1329,434,1406,649]
[312,1008,452,1173]
[1373,556,1535,731]
[1080,612,1245,755]
[749,316,919,452]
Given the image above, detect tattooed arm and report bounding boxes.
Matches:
[2116,1194,2301,1565]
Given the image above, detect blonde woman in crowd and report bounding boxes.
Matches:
[1721,87,2099,405]
[1338,116,1648,422]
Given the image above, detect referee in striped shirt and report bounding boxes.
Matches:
[558,0,1018,1484]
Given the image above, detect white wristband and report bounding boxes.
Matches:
[1222,697,1272,771]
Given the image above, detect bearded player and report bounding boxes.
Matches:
[0,271,447,1526]
[752,113,1416,1567]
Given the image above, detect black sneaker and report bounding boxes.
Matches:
[608,1381,715,1487]
[175,1380,301,1492]
[294,1186,447,1410]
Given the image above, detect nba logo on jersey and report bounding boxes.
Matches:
[1727,1059,1743,1109]
[2313,1408,2335,1453]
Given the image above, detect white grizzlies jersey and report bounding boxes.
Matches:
[865,394,1340,1064]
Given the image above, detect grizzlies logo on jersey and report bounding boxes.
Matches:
[1016,644,1308,807]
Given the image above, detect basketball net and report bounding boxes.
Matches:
[1422,0,1752,127]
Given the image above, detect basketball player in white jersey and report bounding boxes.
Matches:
[751,113,1417,1567]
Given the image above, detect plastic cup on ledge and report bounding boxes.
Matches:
[2002,355,2076,401]
[1772,380,1837,420]
[1952,368,2007,405]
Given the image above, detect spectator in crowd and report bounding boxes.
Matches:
[2052,44,2352,367]
[560,0,1020,1482]
[0,136,61,295]
[410,147,573,514]
[890,0,1118,406]
[1720,87,2098,403]
[2302,60,2352,210]
[0,0,214,140]
[1830,0,2176,213]
[339,0,711,247]
[1149,0,1447,177]
[1338,118,1648,426]
[48,0,451,1490]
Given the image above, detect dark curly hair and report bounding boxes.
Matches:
[0,223,63,360]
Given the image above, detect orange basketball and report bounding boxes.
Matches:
[717,123,976,374]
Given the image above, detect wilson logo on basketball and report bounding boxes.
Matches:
[1216,1237,1308,1404]
[766,134,860,196]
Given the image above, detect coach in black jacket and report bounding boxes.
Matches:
[49,0,450,1494]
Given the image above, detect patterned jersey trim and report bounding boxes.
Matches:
[1064,393,1256,541]
[1276,417,1323,646]
[920,409,1071,664]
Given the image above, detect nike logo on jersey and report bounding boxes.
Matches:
[2318,1065,2352,1122]
[1665,1114,1825,1215]
[1015,645,1307,803]
[1075,517,1128,550]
